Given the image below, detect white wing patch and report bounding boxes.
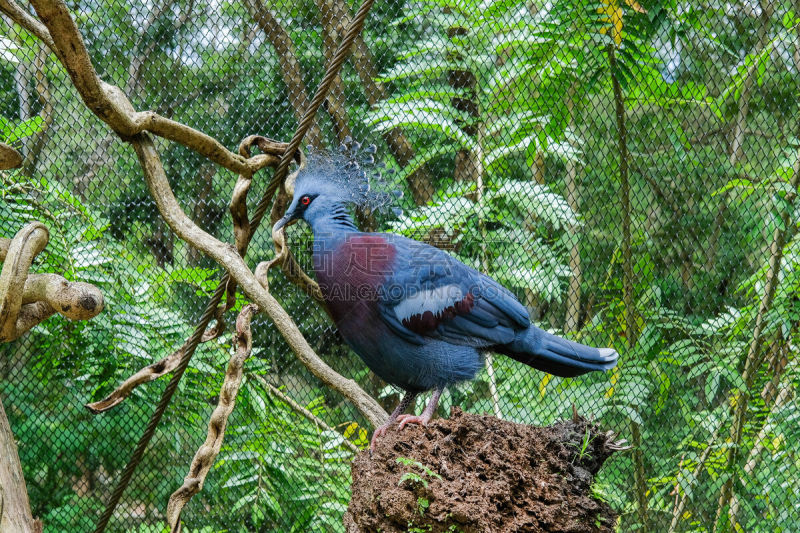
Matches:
[393,285,464,322]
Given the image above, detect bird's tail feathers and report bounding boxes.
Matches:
[498,327,618,378]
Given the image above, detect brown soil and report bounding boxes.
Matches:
[345,408,623,533]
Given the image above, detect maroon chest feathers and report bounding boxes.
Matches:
[313,234,395,322]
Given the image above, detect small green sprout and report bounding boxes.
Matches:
[570,428,595,463]
[396,457,442,489]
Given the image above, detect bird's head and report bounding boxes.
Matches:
[273,139,399,232]
[272,169,345,231]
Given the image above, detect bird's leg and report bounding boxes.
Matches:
[397,387,443,430]
[370,391,418,451]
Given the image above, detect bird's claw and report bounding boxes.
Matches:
[396,413,431,430]
[370,423,391,452]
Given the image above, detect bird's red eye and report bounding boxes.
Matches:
[301,196,311,206]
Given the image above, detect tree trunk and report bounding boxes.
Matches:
[317,0,435,204]
[246,0,323,148]
[352,38,435,204]
[188,164,219,265]
[564,87,582,333]
[531,150,545,184]
[11,36,42,171]
[314,0,353,143]
[21,42,53,176]
[145,219,175,268]
[12,50,33,156]
[13,55,32,124]
[727,5,770,164]
[74,0,193,197]
[705,0,771,274]
[449,68,480,182]
[127,0,179,100]
[0,398,41,533]
[610,44,648,532]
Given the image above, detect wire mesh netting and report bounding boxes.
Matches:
[1,0,799,531]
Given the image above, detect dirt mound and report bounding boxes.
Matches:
[345,408,623,533]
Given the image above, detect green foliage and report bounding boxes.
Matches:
[368,0,587,179]
[368,0,647,312]
[570,428,595,463]
[2,0,799,530]
[389,179,576,302]
[0,115,43,143]
[213,384,356,532]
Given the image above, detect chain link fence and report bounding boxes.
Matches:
[1,0,798,531]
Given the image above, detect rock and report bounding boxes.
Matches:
[345,408,623,533]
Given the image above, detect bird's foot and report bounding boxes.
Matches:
[396,412,432,430]
[370,391,421,453]
[370,422,393,452]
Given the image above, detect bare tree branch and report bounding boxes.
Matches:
[0,400,42,533]
[166,304,258,533]
[0,0,54,51]
[85,329,224,414]
[0,220,103,533]
[0,222,104,342]
[668,424,724,533]
[133,132,387,428]
[0,142,22,170]
[133,110,283,173]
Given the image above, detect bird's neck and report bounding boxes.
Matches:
[310,203,361,282]
[309,202,359,239]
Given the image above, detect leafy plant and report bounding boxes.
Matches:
[396,456,442,490]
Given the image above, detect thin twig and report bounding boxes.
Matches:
[668,424,723,533]
[254,374,360,453]
[728,359,797,523]
[609,41,649,531]
[85,330,223,413]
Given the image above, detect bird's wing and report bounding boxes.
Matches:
[377,234,530,347]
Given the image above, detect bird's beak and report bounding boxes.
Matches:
[272,213,295,233]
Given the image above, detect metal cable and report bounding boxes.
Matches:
[94,0,376,530]
[93,276,228,533]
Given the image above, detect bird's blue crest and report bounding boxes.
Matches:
[294,138,402,214]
